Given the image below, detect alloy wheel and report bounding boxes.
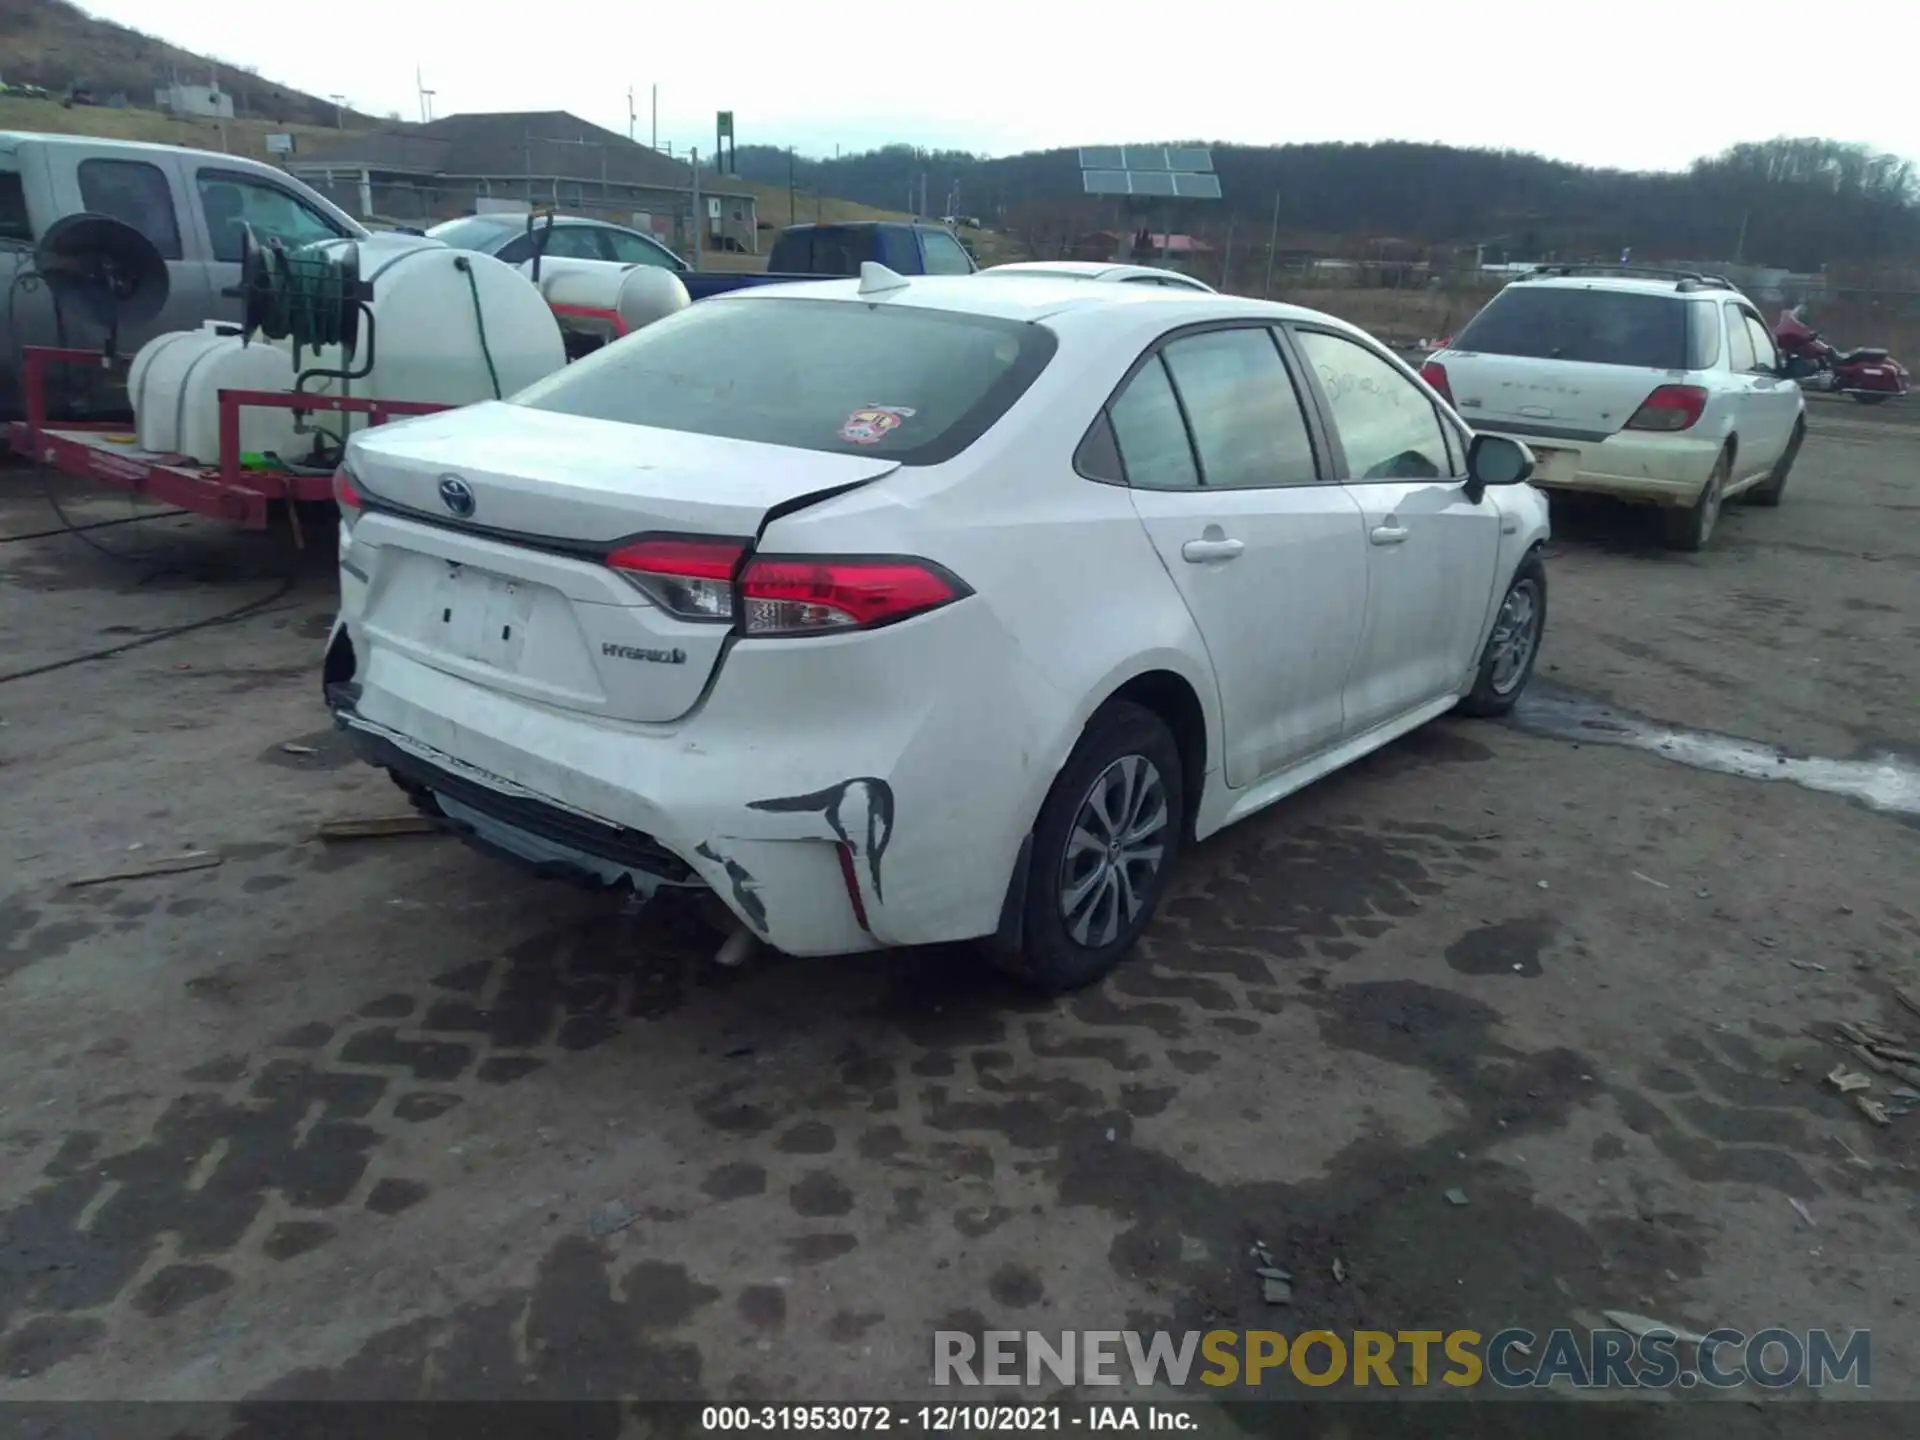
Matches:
[1057,754,1170,947]
[1489,578,1542,696]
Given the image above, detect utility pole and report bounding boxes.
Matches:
[651,84,658,151]
[1264,192,1280,298]
[691,146,702,270]
[788,147,797,225]
[1734,209,1750,265]
[330,93,346,129]
[628,87,635,142]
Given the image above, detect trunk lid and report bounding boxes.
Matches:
[1440,351,1676,437]
[1439,282,1696,450]
[345,401,898,724]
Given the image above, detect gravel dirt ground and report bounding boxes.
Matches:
[0,397,1916,1433]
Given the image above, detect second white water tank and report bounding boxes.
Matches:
[524,256,691,335]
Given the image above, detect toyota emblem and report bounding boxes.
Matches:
[437,475,475,518]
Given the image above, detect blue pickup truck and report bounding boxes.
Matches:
[424,214,977,299]
[689,220,979,297]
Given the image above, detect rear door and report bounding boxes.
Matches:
[1094,323,1369,787]
[1726,300,1798,479]
[1290,325,1501,732]
[1441,283,1693,479]
[56,147,213,348]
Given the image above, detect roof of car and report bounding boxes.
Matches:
[983,263,1205,288]
[712,272,1340,328]
[1506,269,1745,299]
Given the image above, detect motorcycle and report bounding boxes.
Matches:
[1773,306,1911,404]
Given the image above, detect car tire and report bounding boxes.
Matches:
[1661,450,1730,552]
[1743,420,1803,508]
[1850,392,1889,406]
[1458,550,1547,718]
[991,702,1185,995]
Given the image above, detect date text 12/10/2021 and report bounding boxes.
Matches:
[700,1406,1195,1432]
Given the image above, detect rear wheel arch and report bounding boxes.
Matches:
[1100,670,1208,842]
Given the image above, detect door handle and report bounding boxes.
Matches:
[1370,524,1409,546]
[1181,538,1244,563]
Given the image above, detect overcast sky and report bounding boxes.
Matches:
[84,0,1915,171]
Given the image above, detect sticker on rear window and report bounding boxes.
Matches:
[839,405,915,445]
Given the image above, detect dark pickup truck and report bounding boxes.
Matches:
[680,221,977,300]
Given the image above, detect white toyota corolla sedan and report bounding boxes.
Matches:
[325,267,1550,992]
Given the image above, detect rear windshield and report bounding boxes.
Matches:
[769,227,869,274]
[510,296,1057,465]
[425,215,518,250]
[1453,285,1688,370]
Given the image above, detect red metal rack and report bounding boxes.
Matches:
[5,345,451,533]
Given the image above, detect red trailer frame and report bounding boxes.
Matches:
[4,345,452,535]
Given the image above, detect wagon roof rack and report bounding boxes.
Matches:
[1521,264,1737,293]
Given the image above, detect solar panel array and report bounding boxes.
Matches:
[1079,146,1220,200]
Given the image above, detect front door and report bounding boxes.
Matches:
[1100,324,1369,787]
[187,164,353,325]
[1728,301,1799,479]
[1289,326,1502,734]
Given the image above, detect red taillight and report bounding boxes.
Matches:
[333,466,363,533]
[606,537,746,621]
[1625,384,1708,432]
[603,537,967,633]
[1419,359,1454,408]
[738,556,964,635]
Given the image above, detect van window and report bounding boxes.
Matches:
[512,296,1056,466]
[77,158,183,259]
[1453,285,1688,370]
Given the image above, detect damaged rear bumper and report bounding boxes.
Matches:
[332,689,885,957]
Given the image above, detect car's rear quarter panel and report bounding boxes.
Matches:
[749,316,1223,944]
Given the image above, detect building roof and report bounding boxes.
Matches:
[290,110,754,199]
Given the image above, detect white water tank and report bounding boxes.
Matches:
[291,238,567,436]
[523,256,691,334]
[128,323,307,466]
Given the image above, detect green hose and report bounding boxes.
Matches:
[253,246,358,352]
[454,256,503,400]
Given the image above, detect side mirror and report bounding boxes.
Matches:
[1466,433,1534,495]
[1464,434,1534,502]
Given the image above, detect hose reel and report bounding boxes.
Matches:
[229,225,376,384]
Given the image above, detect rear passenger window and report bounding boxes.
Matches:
[1107,356,1200,491]
[920,231,973,275]
[0,170,30,243]
[1074,412,1125,484]
[1160,327,1317,488]
[77,158,182,260]
[1744,312,1780,372]
[1723,302,1756,372]
[1295,329,1452,482]
[1687,302,1722,369]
